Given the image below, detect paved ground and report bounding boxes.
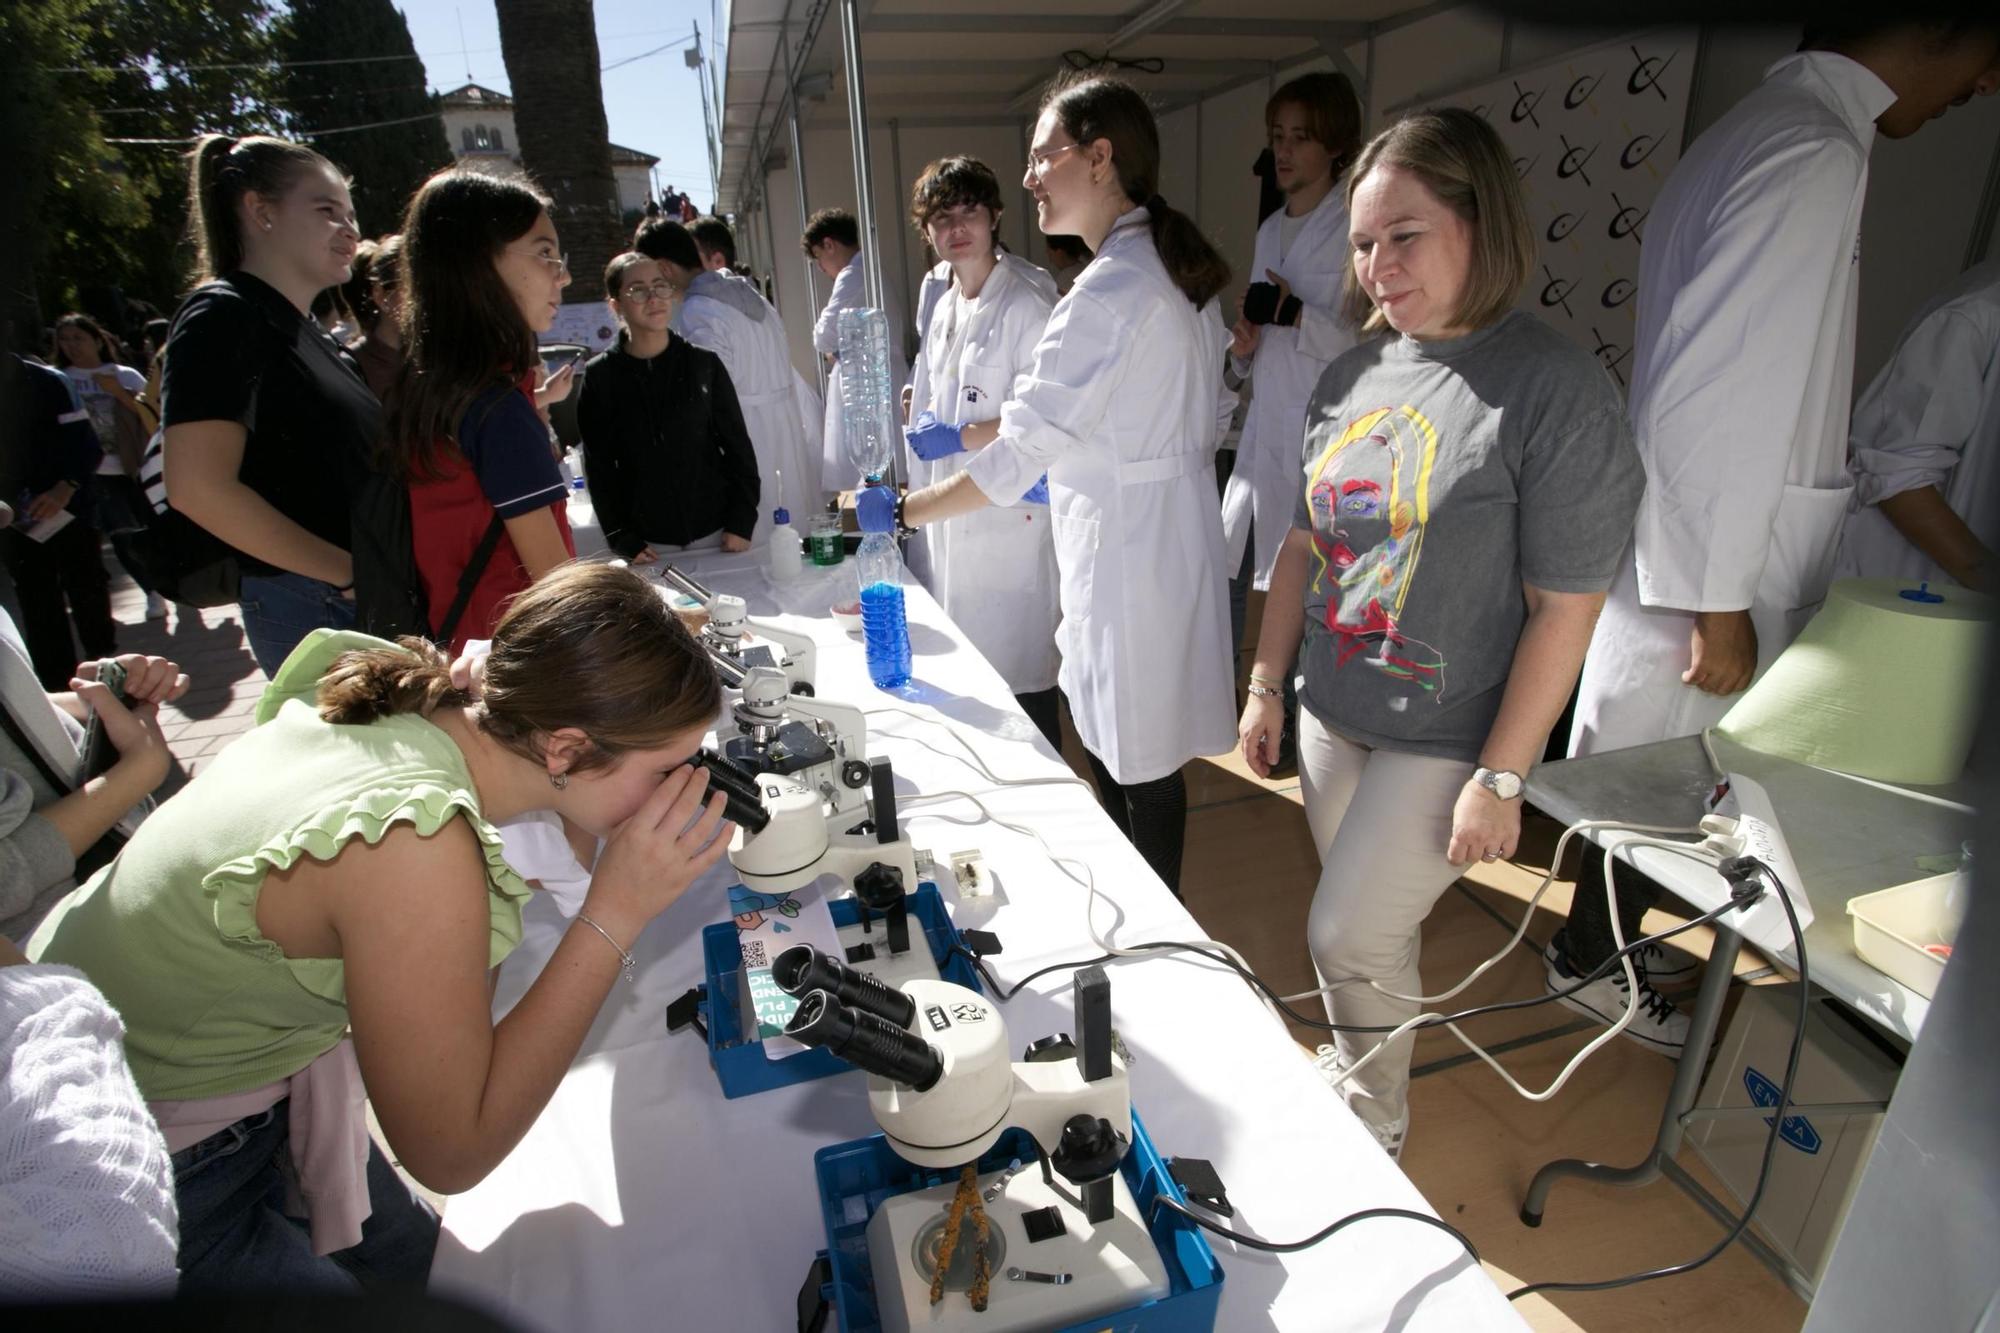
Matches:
[99,578,269,799]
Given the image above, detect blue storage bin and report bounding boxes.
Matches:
[810,1109,1223,1333]
[698,882,982,1098]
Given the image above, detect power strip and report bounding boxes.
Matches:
[1693,772,1814,956]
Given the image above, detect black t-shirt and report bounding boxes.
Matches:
[159,271,381,575]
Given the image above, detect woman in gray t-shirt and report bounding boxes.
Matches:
[1238,109,1643,1157]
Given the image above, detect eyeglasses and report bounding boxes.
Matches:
[515,247,570,278]
[620,280,680,302]
[1026,142,1083,181]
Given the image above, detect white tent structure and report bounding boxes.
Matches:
[710,1,1999,398]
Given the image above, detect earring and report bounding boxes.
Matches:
[550,771,569,790]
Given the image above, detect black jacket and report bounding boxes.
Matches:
[577,332,760,555]
[0,355,103,515]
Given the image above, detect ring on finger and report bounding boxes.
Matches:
[1481,851,1501,862]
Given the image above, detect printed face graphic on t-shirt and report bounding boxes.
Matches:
[1305,405,1447,697]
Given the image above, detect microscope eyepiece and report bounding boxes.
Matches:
[785,989,943,1092]
[771,944,917,1028]
[690,749,771,833]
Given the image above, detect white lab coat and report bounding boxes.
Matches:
[1571,52,1893,756]
[679,270,825,525]
[912,254,1058,370]
[1833,259,2000,587]
[813,251,904,493]
[1220,189,1356,589]
[965,210,1238,784]
[906,258,1062,694]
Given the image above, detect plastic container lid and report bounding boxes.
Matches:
[773,507,791,524]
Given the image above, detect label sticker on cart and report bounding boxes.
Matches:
[1744,1066,1821,1155]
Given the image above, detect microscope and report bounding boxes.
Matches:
[701,747,932,978]
[782,962,1171,1333]
[662,563,817,693]
[721,666,873,822]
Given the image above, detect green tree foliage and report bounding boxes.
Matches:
[273,0,453,240]
[15,0,280,342]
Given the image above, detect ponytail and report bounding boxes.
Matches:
[184,132,334,285]
[316,639,468,725]
[316,564,722,777]
[1042,76,1231,310]
[1143,193,1231,309]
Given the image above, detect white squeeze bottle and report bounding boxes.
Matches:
[766,468,802,582]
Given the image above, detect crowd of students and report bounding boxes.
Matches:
[1,17,1996,1301]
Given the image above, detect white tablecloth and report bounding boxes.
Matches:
[429,550,1524,1332]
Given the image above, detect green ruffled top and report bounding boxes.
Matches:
[29,630,531,1101]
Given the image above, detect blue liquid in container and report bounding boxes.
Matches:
[859,581,912,688]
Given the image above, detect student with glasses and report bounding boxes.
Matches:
[633,216,815,538]
[576,253,760,563]
[873,75,1238,897]
[379,169,577,654]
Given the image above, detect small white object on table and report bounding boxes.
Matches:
[429,550,1523,1333]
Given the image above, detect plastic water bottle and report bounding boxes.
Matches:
[857,531,912,688]
[766,506,802,583]
[837,307,898,484]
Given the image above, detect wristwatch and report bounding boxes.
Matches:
[1472,767,1524,801]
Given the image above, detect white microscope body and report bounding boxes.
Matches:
[723,667,872,822]
[662,563,817,692]
[726,771,920,907]
[783,970,1171,1333]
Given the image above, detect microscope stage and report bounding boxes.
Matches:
[865,1161,1170,1333]
[835,917,944,992]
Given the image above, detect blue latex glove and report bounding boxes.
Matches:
[1021,474,1050,505]
[905,411,965,461]
[857,483,897,534]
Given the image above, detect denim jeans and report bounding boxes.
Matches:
[172,1099,439,1292]
[238,571,357,677]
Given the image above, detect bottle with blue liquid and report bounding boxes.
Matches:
[857,528,911,688]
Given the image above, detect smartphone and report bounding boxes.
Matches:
[81,659,129,779]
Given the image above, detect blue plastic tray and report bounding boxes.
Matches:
[698,882,982,1098]
[810,1109,1223,1333]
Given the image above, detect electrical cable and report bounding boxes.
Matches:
[950,891,1747,1037]
[898,785,1284,1022]
[1150,1195,1480,1261]
[1326,838,1731,1104]
[867,708,1285,1020]
[1280,819,1704,1006]
[1507,856,1810,1301]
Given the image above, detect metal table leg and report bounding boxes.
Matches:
[1519,922,1745,1226]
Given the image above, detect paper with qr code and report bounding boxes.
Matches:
[724,873,842,1058]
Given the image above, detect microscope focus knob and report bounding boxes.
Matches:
[1050,1114,1125,1185]
[853,861,906,909]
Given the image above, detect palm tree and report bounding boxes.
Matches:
[493,0,622,294]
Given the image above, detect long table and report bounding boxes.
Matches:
[428,549,1525,1332]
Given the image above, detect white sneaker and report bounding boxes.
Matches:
[144,592,168,620]
[1634,937,1701,986]
[1310,1045,1408,1161]
[1543,944,1690,1056]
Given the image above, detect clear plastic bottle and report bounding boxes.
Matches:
[837,307,898,484]
[766,506,802,582]
[856,530,912,688]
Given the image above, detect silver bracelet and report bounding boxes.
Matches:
[575,913,636,982]
[1246,683,1282,699]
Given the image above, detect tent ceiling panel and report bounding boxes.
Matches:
[717,0,1444,209]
